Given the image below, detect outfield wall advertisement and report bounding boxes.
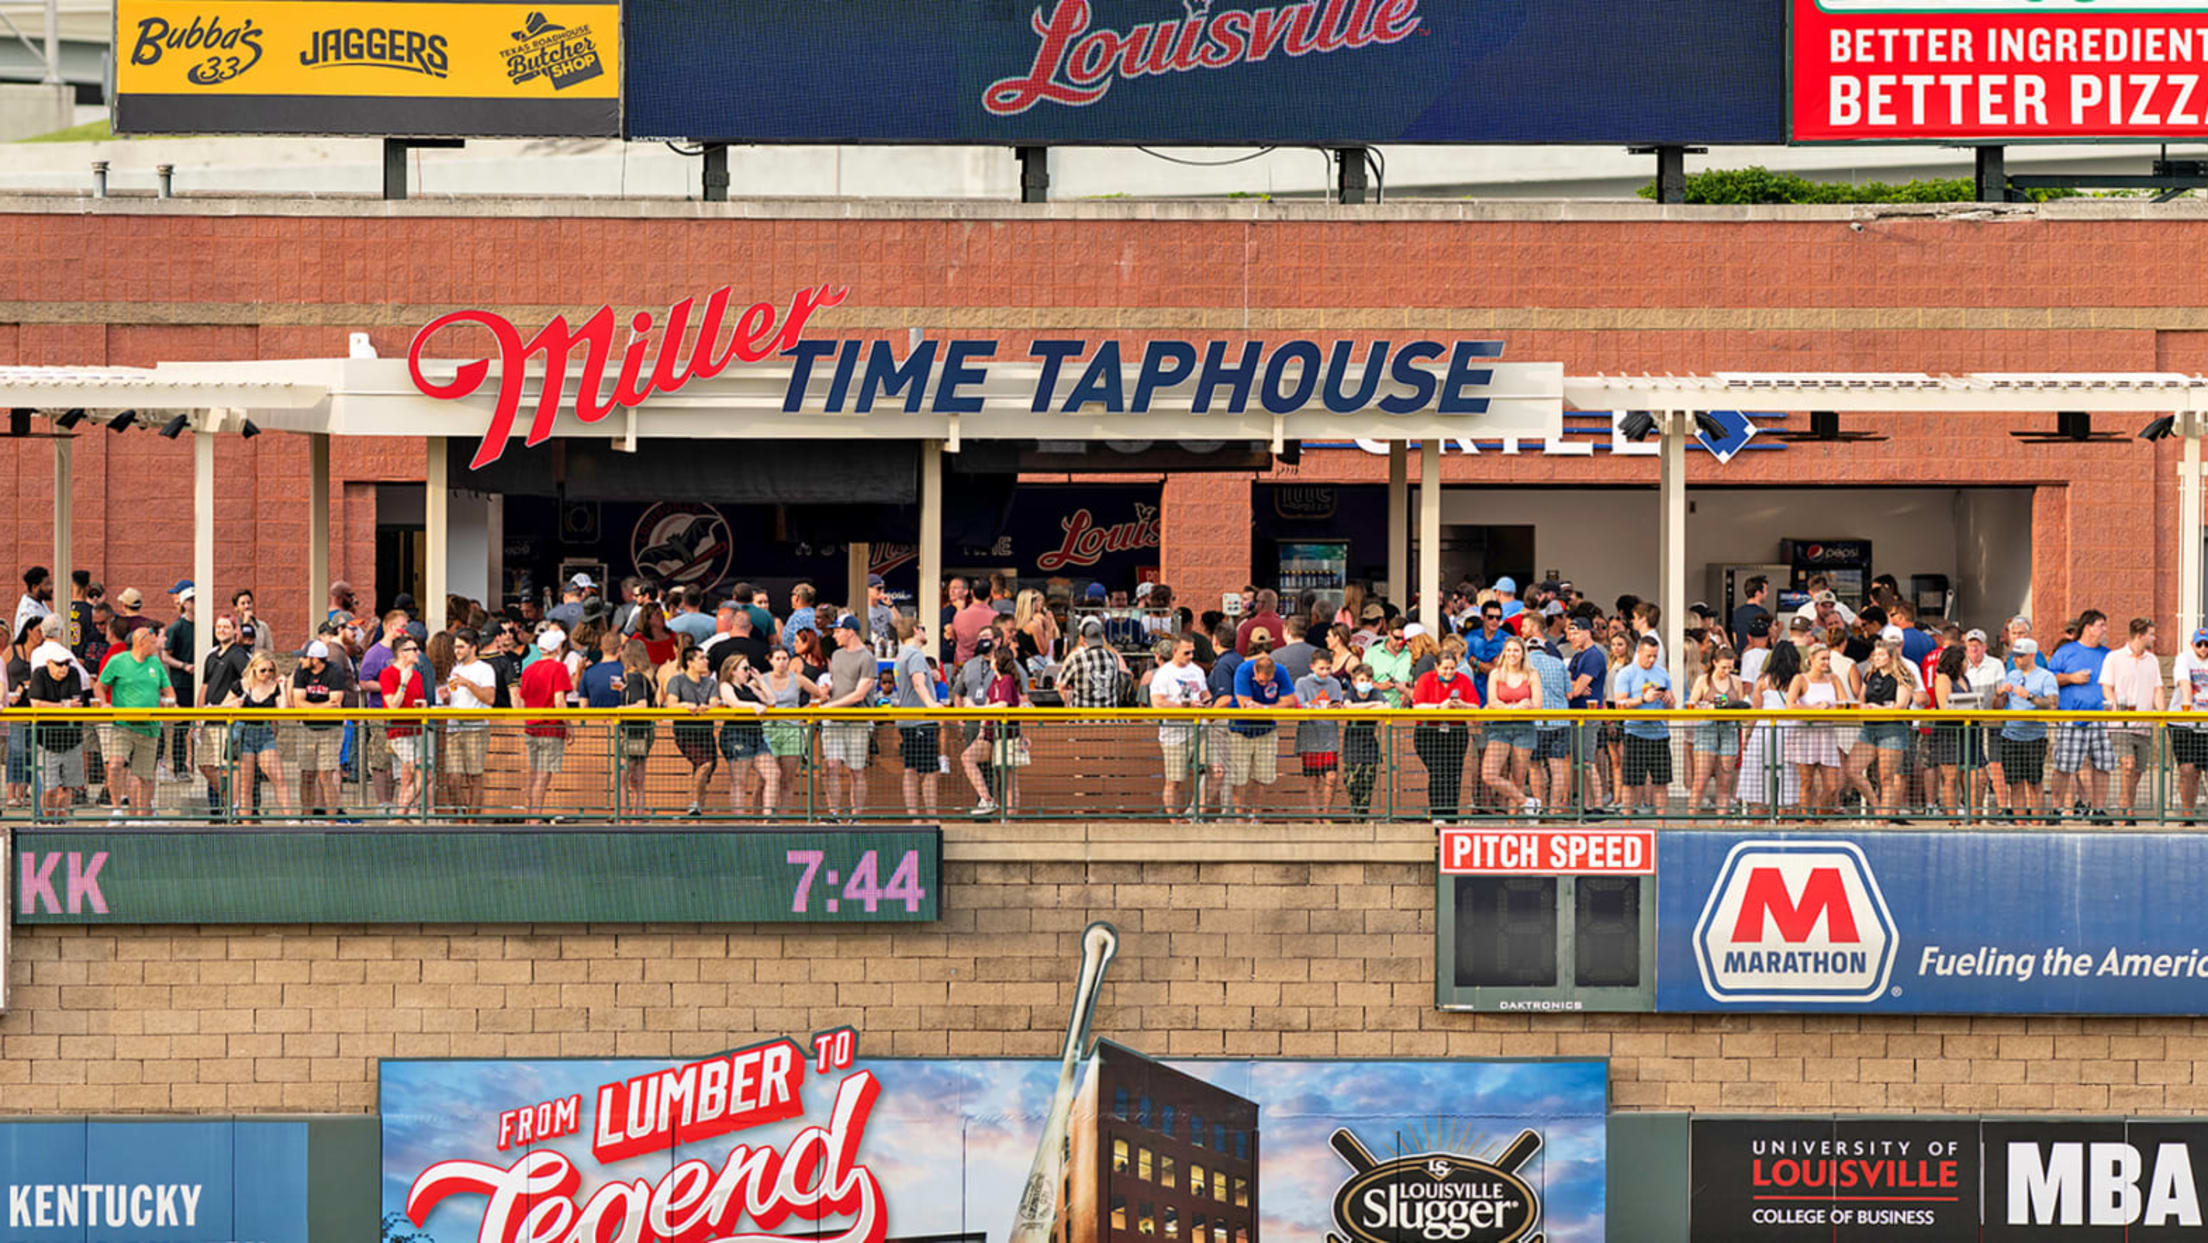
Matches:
[381,1035,1609,1243]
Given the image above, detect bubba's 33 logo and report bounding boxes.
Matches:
[1328,1127,1544,1243]
[129,13,264,84]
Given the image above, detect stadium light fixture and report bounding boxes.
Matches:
[1619,411,1657,442]
[2140,415,2177,442]
[159,413,191,439]
[106,409,136,432]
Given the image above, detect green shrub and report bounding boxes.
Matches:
[1637,165,2079,204]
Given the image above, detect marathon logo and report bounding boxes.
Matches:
[298,26,449,76]
[8,1183,204,1229]
[1692,840,1895,1004]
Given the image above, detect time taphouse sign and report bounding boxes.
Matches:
[1792,0,2208,140]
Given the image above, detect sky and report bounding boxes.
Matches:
[383,1052,1606,1243]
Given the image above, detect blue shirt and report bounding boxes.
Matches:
[1524,645,1569,728]
[668,610,717,644]
[578,657,623,708]
[1207,651,1242,706]
[1499,600,1524,621]
[1613,662,1674,740]
[1900,626,1936,667]
[1466,628,1509,700]
[2047,640,2109,711]
[1566,645,1608,710]
[1230,660,1295,736]
[1999,665,2060,740]
[781,609,820,654]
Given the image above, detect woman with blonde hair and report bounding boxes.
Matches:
[1849,639,1922,821]
[1013,589,1058,663]
[1481,635,1541,811]
[226,650,295,819]
[1335,583,1367,630]
[1786,643,1847,812]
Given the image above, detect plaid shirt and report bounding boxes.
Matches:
[1058,642,1123,708]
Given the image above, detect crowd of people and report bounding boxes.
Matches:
[4,562,2205,825]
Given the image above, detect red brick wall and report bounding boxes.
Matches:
[0,204,2194,638]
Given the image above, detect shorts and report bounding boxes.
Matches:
[674,725,718,769]
[1226,731,1279,786]
[2176,728,2208,768]
[2052,721,2115,773]
[764,721,804,759]
[2001,735,2049,785]
[1623,734,1673,787]
[526,735,566,773]
[825,721,872,770]
[721,723,767,762]
[898,724,940,772]
[116,728,161,779]
[231,723,278,756]
[292,727,343,770]
[1534,728,1571,762]
[193,722,233,767]
[1487,723,1535,752]
[1858,722,1911,752]
[1693,721,1741,758]
[391,733,430,769]
[1301,752,1339,776]
[363,723,392,771]
[1160,736,1196,778]
[2109,728,2155,767]
[444,727,489,775]
[1929,724,1983,769]
[94,723,122,765]
[37,744,84,789]
[1785,724,1843,769]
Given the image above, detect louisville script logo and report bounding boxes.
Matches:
[985,0,1423,114]
[1692,840,1896,1004]
[1328,1127,1544,1243]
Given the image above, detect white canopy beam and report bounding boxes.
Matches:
[51,433,70,650]
[1387,441,1408,607]
[1419,440,1441,635]
[1658,411,1688,675]
[2185,410,2204,640]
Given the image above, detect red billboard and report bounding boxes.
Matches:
[1792,0,2208,140]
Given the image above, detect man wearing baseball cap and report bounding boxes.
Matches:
[2174,627,2208,820]
[113,587,155,638]
[24,639,88,818]
[1492,577,1523,622]
[548,575,592,630]
[867,573,895,642]
[819,616,878,819]
[1993,637,2058,822]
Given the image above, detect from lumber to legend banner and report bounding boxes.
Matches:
[1792,0,2208,140]
[112,0,618,136]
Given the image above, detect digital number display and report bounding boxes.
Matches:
[1437,872,1656,1012]
[786,848,931,916]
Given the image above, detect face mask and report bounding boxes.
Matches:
[1354,680,1373,694]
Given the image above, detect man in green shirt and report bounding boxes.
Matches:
[97,626,176,816]
[1363,623,1414,708]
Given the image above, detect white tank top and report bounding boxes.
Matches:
[1800,679,1838,709]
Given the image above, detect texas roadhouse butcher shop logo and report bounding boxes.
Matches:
[983,0,1424,115]
[402,1029,888,1243]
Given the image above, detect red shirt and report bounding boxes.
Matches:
[519,658,573,738]
[378,664,427,737]
[1412,670,1481,707]
[1234,612,1287,656]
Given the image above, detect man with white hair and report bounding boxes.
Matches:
[96,624,176,817]
[25,638,87,818]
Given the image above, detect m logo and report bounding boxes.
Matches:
[1692,840,1894,1004]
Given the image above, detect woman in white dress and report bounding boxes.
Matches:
[1786,643,1847,813]
[1738,640,1802,810]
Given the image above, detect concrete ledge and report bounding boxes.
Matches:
[944,819,1439,863]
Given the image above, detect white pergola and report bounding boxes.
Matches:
[10,360,2207,677]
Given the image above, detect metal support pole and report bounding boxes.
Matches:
[1655,145,1688,204]
[192,425,215,687]
[308,432,330,628]
[383,139,410,201]
[1017,146,1050,203]
[424,436,447,635]
[1659,411,1688,673]
[1335,147,1370,205]
[702,144,729,202]
[1419,440,1442,635]
[42,0,57,84]
[2182,409,2203,639]
[920,440,943,635]
[1387,441,1408,608]
[1975,146,2007,203]
[52,434,70,647]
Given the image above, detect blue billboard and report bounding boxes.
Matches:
[0,1121,308,1243]
[1656,831,2208,1014]
[622,0,1786,145]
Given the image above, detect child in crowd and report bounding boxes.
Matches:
[1294,649,1346,814]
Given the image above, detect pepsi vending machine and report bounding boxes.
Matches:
[1780,538,1872,607]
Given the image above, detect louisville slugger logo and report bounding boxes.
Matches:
[983,0,1422,115]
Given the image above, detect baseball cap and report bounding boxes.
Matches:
[537,628,566,652]
[1080,616,1105,637]
[1747,616,1772,638]
[1403,623,1427,639]
[1248,626,1274,646]
[1494,576,1518,595]
[1880,624,1905,642]
[1814,589,1838,604]
[2193,628,2208,645]
[2012,637,2040,655]
[1965,628,1989,643]
[974,632,996,654]
[1788,615,1813,631]
[178,586,195,602]
[2008,614,2032,630]
[1566,615,1593,633]
[1360,603,1384,621]
[167,579,193,594]
[31,641,70,666]
[866,573,885,588]
[834,616,861,633]
[1134,582,1155,600]
[1688,601,1712,617]
[117,587,142,609]
[1541,601,1565,617]
[1085,583,1107,600]
[569,572,595,589]
[304,639,330,659]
